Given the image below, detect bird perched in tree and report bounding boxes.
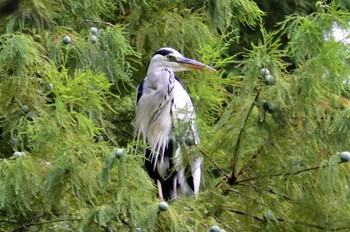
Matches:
[135,47,216,200]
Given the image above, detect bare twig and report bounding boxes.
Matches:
[185,217,208,230]
[266,188,294,202]
[84,19,114,27]
[292,221,349,231]
[226,188,245,196]
[207,213,236,232]
[228,91,261,185]
[8,218,82,232]
[236,142,267,177]
[236,182,295,202]
[228,208,350,231]
[198,147,230,179]
[228,208,265,222]
[235,161,344,184]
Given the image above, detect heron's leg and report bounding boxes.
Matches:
[172,175,178,199]
[157,179,164,200]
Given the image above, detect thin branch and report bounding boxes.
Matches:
[292,221,349,231]
[236,142,267,177]
[266,188,294,202]
[198,147,230,179]
[228,208,350,231]
[226,188,245,196]
[84,19,114,27]
[235,161,345,184]
[206,213,236,232]
[228,208,265,222]
[236,182,295,203]
[185,217,208,230]
[215,177,227,188]
[8,218,82,232]
[228,91,261,185]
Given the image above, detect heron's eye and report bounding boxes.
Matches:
[167,55,176,61]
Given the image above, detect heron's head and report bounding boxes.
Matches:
[148,47,216,73]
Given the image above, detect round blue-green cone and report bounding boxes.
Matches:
[265,74,275,85]
[21,105,30,114]
[158,201,169,211]
[90,35,97,43]
[209,225,221,232]
[340,151,350,162]
[90,27,98,35]
[260,67,271,76]
[63,36,72,44]
[115,148,125,159]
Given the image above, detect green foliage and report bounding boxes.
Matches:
[200,2,350,231]
[1,0,350,231]
[0,33,46,75]
[131,7,217,71]
[204,0,264,30]
[278,1,350,64]
[48,25,139,89]
[5,0,57,33]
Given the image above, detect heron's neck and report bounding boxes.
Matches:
[146,65,173,87]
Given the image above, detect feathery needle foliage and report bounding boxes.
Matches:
[1,0,350,231]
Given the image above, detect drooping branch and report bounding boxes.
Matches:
[228,208,266,222]
[84,19,115,27]
[228,90,261,185]
[235,161,346,184]
[9,218,82,232]
[198,147,230,179]
[206,212,235,232]
[228,208,350,231]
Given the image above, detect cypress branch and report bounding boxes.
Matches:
[83,19,115,27]
[198,147,230,179]
[236,161,347,184]
[1,1,350,231]
[228,90,261,185]
[228,208,350,231]
[9,218,82,232]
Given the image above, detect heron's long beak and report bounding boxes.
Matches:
[177,57,216,72]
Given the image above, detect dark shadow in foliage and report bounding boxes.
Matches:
[0,0,21,17]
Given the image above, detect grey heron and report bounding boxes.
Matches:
[135,47,216,200]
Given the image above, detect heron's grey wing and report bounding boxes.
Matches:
[135,71,175,167]
[172,77,202,197]
[172,77,199,144]
[136,80,145,104]
[134,79,145,152]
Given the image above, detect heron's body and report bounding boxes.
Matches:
[135,48,215,200]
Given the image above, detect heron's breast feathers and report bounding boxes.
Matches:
[135,69,176,168]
